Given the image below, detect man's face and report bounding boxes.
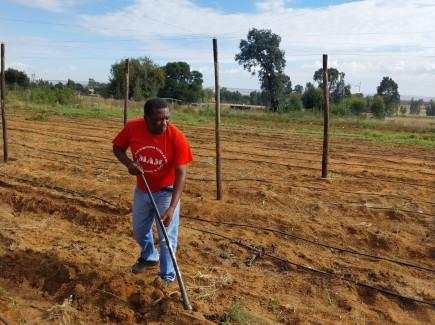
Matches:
[145,107,170,135]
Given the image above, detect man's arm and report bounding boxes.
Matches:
[113,144,143,175]
[160,164,187,227]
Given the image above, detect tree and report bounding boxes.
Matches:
[202,88,214,103]
[5,68,30,89]
[280,93,303,112]
[188,70,204,102]
[107,57,165,100]
[377,76,400,116]
[235,28,290,112]
[399,105,407,115]
[426,100,435,116]
[302,82,323,110]
[32,79,50,89]
[66,79,76,90]
[409,98,423,115]
[54,82,64,90]
[313,68,351,104]
[158,62,203,102]
[220,87,243,103]
[371,95,386,119]
[348,97,367,116]
[250,91,263,105]
[294,84,303,94]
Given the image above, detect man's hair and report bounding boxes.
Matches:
[144,98,169,117]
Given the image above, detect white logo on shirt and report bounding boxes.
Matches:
[134,146,168,173]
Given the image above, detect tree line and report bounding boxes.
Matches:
[4,27,435,117]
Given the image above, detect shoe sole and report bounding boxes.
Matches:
[130,261,159,274]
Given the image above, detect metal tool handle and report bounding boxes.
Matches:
[139,173,192,311]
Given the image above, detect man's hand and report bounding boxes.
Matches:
[113,145,143,175]
[160,206,175,227]
[127,161,143,175]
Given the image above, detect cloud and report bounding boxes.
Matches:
[12,0,83,13]
[6,62,29,71]
[255,0,286,12]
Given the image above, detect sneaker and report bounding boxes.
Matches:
[163,279,174,287]
[130,258,158,274]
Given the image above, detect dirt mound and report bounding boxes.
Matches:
[0,109,434,324]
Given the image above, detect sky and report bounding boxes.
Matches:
[1,0,434,99]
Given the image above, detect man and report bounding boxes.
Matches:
[112,98,193,287]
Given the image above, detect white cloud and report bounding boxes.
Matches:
[6,62,29,70]
[255,0,286,12]
[12,0,82,13]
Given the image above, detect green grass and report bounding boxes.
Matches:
[222,302,258,325]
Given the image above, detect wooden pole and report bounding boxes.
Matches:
[321,54,329,178]
[213,38,222,200]
[1,43,8,163]
[124,59,129,125]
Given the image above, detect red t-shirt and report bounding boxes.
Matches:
[112,118,193,193]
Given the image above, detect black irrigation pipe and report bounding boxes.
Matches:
[193,147,435,177]
[189,177,435,206]
[0,315,10,325]
[23,154,127,174]
[7,125,109,143]
[320,200,435,218]
[11,141,116,164]
[185,225,435,307]
[182,216,435,273]
[222,148,435,177]
[219,157,435,189]
[215,135,435,161]
[0,173,119,207]
[337,171,435,189]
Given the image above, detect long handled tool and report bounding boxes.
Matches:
[139,173,192,311]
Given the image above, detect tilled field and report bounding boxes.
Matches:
[0,108,434,324]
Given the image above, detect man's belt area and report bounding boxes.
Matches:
[160,186,173,192]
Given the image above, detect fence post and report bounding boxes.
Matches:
[321,54,329,178]
[124,59,129,125]
[213,38,222,200]
[1,43,8,163]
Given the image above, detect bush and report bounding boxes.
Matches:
[30,87,75,106]
[279,93,303,112]
[348,97,367,116]
[331,103,349,116]
[426,100,435,116]
[371,95,386,119]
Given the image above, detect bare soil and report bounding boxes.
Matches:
[0,108,434,324]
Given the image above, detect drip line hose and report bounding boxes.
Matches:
[0,315,10,325]
[221,156,435,189]
[0,173,119,207]
[182,216,434,273]
[189,177,435,206]
[185,225,435,307]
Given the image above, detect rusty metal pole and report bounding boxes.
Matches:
[213,38,222,200]
[1,43,8,163]
[321,54,329,178]
[124,59,129,125]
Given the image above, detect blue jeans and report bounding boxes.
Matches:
[132,185,180,281]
